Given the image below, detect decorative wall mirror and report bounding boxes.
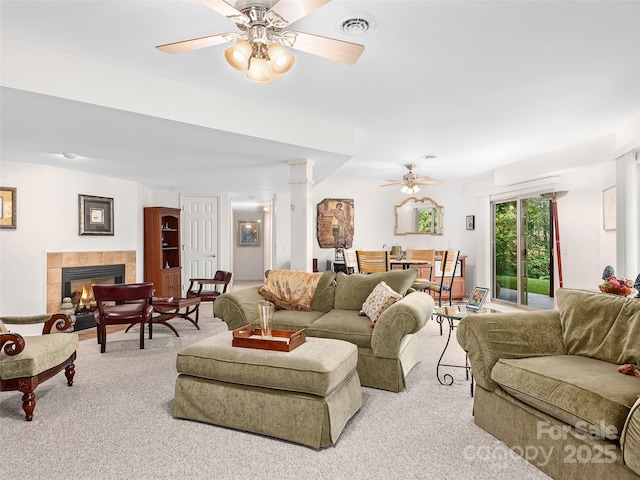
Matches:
[394,197,444,235]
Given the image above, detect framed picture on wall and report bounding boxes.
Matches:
[79,194,114,235]
[0,186,17,230]
[466,215,475,230]
[238,220,260,246]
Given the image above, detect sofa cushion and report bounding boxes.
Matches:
[557,288,640,365]
[0,333,79,380]
[271,310,325,332]
[361,281,401,325]
[0,319,7,334]
[333,269,417,311]
[491,355,639,440]
[307,310,373,349]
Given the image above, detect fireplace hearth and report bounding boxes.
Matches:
[62,264,125,331]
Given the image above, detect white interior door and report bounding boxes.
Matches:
[181,195,219,294]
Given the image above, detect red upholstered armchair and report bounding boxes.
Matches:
[92,283,154,353]
[186,271,232,323]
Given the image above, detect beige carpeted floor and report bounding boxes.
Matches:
[1,304,549,480]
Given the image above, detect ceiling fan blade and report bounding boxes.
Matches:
[289,31,364,65]
[269,0,331,26]
[199,0,248,21]
[156,34,232,54]
[415,179,443,185]
[380,182,403,187]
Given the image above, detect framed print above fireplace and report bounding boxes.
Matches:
[79,194,114,236]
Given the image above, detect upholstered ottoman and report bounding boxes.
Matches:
[173,331,362,448]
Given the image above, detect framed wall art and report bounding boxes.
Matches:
[0,187,17,230]
[602,186,616,231]
[466,215,475,231]
[79,194,114,236]
[316,198,354,248]
[238,220,260,246]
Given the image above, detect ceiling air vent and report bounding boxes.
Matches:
[336,12,377,36]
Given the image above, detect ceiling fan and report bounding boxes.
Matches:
[156,0,365,83]
[380,164,442,194]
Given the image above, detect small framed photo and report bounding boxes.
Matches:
[467,286,489,311]
[238,220,260,246]
[0,187,17,230]
[466,215,475,230]
[602,186,616,231]
[79,194,114,236]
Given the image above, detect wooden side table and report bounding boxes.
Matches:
[150,297,201,338]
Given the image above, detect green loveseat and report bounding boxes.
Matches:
[457,288,640,479]
[213,268,435,392]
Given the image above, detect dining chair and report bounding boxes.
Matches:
[356,250,390,274]
[186,271,233,322]
[0,313,78,421]
[93,282,154,353]
[343,249,358,274]
[406,249,436,281]
[412,250,460,334]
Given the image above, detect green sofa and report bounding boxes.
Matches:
[213,268,435,392]
[457,288,640,479]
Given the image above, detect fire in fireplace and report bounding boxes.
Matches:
[62,264,125,331]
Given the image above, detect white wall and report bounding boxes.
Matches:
[0,160,145,316]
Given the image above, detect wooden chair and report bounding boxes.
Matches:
[406,249,436,281]
[93,283,154,353]
[186,271,233,322]
[412,250,460,334]
[343,249,358,274]
[0,313,78,421]
[356,250,390,274]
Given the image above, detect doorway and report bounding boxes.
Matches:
[181,195,219,294]
[492,196,554,309]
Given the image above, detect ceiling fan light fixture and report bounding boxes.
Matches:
[246,56,270,82]
[224,39,252,71]
[401,185,420,194]
[267,42,295,75]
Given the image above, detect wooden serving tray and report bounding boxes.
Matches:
[232,324,306,352]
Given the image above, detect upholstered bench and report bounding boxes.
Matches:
[174,331,361,448]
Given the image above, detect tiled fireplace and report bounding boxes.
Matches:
[46,251,136,320]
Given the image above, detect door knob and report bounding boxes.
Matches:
[209,253,216,258]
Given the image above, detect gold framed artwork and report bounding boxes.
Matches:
[0,187,17,230]
[79,194,114,236]
[602,186,616,231]
[238,220,260,246]
[316,198,354,248]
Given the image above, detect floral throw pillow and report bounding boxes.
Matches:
[361,281,402,326]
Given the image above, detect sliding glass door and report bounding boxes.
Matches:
[492,196,554,309]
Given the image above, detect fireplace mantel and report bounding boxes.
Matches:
[47,251,136,314]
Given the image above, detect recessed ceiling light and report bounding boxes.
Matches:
[336,12,377,36]
[61,152,79,160]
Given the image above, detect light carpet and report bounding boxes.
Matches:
[1,310,550,480]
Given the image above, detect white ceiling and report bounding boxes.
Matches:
[1,0,639,203]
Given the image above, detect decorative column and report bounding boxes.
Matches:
[615,151,639,278]
[288,159,315,272]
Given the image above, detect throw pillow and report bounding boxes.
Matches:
[361,281,402,326]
